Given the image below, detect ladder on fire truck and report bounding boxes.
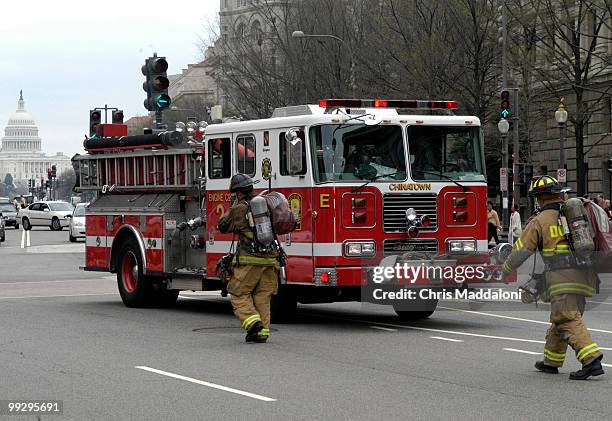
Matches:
[73,148,202,192]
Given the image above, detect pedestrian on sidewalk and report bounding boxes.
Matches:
[509,204,522,246]
[487,201,501,245]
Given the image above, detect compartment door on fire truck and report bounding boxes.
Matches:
[274,127,314,284]
[205,133,235,278]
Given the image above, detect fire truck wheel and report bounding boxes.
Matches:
[393,299,438,320]
[271,287,297,323]
[117,239,154,307]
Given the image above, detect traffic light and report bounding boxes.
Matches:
[112,110,124,124]
[142,55,171,111]
[89,110,101,137]
[500,90,510,119]
[51,165,57,178]
[45,180,50,189]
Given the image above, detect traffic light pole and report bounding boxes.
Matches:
[155,110,163,130]
[512,89,520,212]
[499,0,509,231]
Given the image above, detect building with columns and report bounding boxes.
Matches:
[0,91,71,185]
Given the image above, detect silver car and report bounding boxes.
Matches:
[0,212,4,243]
[0,202,19,229]
[68,203,88,242]
[18,201,74,231]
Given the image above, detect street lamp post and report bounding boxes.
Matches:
[555,98,568,186]
[291,30,355,96]
[498,118,510,230]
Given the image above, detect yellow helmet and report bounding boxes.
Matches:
[528,175,561,197]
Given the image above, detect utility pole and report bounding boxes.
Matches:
[497,0,510,229]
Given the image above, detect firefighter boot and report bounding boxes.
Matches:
[245,321,264,343]
[569,356,605,380]
[254,328,270,343]
[535,361,559,374]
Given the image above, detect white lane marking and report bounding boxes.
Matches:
[0,293,116,300]
[503,348,540,355]
[361,321,545,344]
[135,366,276,402]
[438,306,612,335]
[603,363,612,368]
[370,326,397,332]
[430,336,464,343]
[587,300,612,305]
[0,279,108,286]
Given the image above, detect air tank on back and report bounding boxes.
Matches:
[250,195,274,246]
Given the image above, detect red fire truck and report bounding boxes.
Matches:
[74,99,512,320]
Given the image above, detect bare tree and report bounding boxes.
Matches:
[508,0,612,194]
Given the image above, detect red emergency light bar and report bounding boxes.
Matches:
[319,99,459,110]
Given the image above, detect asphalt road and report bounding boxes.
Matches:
[1,228,612,420]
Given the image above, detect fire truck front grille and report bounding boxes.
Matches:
[382,239,439,256]
[383,193,438,232]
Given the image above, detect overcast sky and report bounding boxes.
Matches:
[0,0,219,156]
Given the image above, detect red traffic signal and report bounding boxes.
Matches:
[112,110,124,124]
[90,110,102,137]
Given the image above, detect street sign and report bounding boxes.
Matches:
[557,168,567,183]
[500,167,508,191]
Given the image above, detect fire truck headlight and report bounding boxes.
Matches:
[448,239,477,253]
[186,121,198,133]
[175,122,186,132]
[344,241,376,257]
[405,208,417,223]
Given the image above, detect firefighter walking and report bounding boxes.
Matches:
[217,174,279,343]
[502,175,604,380]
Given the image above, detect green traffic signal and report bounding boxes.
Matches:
[500,90,510,119]
[142,55,171,111]
[155,94,171,109]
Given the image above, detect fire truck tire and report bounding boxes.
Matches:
[116,239,155,307]
[393,299,438,320]
[22,217,31,231]
[271,287,297,323]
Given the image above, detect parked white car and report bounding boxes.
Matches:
[18,201,74,231]
[68,203,88,242]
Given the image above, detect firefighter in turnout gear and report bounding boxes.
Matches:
[217,174,279,343]
[502,175,604,380]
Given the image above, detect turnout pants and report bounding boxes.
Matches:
[543,294,603,367]
[228,264,278,338]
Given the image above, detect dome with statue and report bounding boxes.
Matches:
[7,91,36,126]
[1,90,41,153]
[0,90,71,185]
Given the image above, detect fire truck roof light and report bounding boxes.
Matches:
[319,99,459,110]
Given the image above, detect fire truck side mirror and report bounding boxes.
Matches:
[285,128,303,175]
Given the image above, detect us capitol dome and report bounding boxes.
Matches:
[0,90,71,184]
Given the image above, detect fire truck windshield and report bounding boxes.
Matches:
[407,125,485,181]
[309,124,406,183]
